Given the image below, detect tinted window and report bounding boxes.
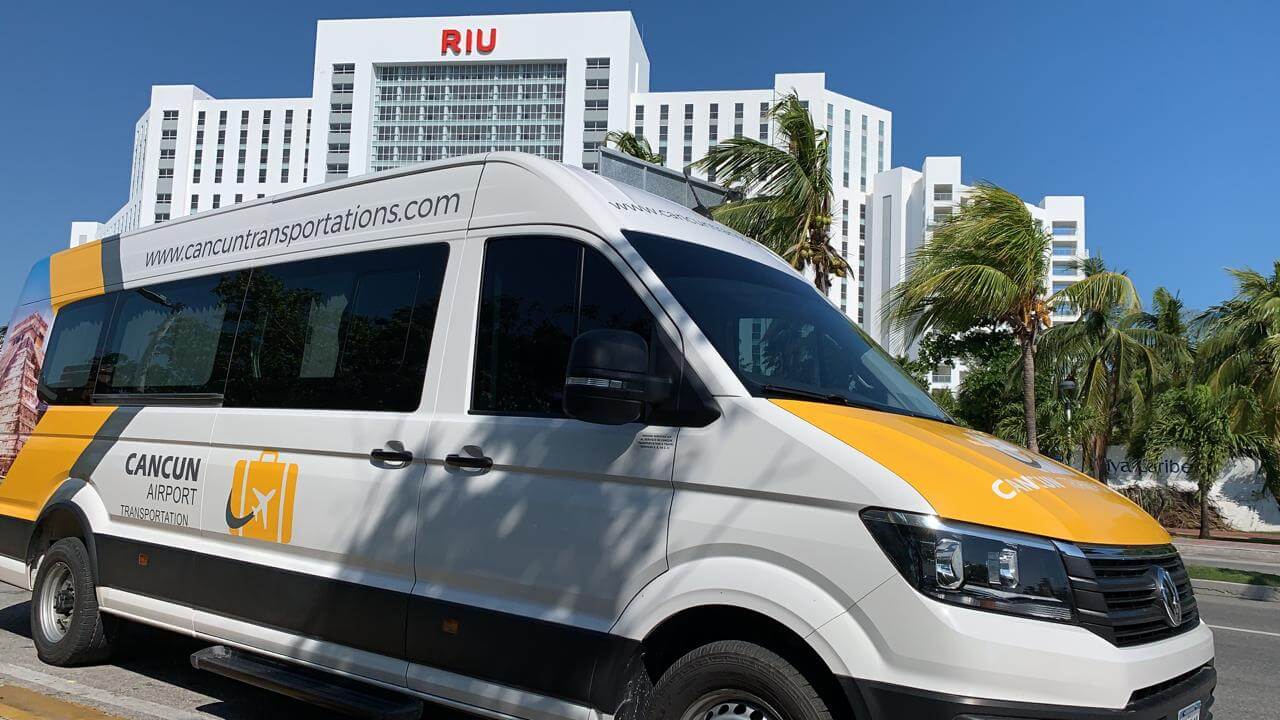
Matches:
[473,237,687,420]
[627,232,949,423]
[472,237,580,414]
[226,243,449,411]
[40,295,115,405]
[96,272,247,397]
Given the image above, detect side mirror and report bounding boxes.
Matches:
[563,329,671,425]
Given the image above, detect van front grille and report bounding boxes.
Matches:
[1060,543,1199,647]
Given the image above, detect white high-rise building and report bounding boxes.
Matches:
[863,156,1088,387]
[69,11,1084,352]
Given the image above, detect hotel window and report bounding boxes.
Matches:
[154,213,170,222]
[877,120,885,172]
[156,193,171,204]
[190,195,199,212]
[758,101,769,141]
[683,146,693,164]
[235,193,243,204]
[659,104,669,121]
[859,114,868,192]
[634,105,644,137]
[160,148,175,160]
[160,129,177,141]
[162,110,179,121]
[303,109,311,183]
[826,104,833,169]
[370,62,567,170]
[842,108,851,188]
[684,104,694,121]
[212,194,221,209]
[585,78,609,90]
[158,168,174,179]
[585,99,608,110]
[733,102,744,137]
[586,57,610,69]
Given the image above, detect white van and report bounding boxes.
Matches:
[0,153,1214,720]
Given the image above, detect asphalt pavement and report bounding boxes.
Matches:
[0,584,1276,719]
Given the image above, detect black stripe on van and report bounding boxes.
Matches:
[69,406,142,482]
[94,534,639,712]
[0,515,33,561]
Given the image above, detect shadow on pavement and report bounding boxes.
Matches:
[0,595,469,719]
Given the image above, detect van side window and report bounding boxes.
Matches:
[39,295,115,405]
[96,272,247,398]
[472,237,681,419]
[225,243,449,412]
[472,237,580,414]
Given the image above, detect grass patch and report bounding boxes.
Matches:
[1187,565,1280,588]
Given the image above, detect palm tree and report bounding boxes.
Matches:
[1040,269,1188,481]
[603,130,664,165]
[1196,262,1280,494]
[693,92,847,293]
[1143,384,1266,538]
[885,183,1139,452]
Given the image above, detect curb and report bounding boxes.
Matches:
[1191,578,1280,603]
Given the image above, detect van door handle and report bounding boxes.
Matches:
[445,453,493,470]
[370,448,414,465]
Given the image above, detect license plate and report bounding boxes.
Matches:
[1178,700,1201,720]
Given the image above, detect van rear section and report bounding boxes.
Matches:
[0,152,1213,720]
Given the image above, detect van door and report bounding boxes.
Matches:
[194,240,453,687]
[407,232,681,711]
[87,270,249,632]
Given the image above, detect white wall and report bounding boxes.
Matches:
[1106,447,1280,532]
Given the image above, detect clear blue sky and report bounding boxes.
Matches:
[2,1,1276,315]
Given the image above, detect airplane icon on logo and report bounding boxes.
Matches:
[251,488,276,529]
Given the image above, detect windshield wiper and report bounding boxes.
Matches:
[759,384,851,405]
[758,383,954,425]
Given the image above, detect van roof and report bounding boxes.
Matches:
[50,152,796,304]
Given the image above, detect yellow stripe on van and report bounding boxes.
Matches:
[49,240,106,311]
[0,406,117,521]
[774,400,1170,546]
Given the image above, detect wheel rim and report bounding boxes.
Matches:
[38,561,76,643]
[681,690,780,720]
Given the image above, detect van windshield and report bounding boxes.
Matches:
[626,231,950,423]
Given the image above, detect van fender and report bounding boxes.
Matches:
[27,477,111,585]
[610,552,864,678]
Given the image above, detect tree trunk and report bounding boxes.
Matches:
[1199,479,1212,539]
[1019,334,1039,453]
[1092,356,1121,483]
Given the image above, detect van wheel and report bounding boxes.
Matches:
[648,641,832,720]
[30,537,116,666]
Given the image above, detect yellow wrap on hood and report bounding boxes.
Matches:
[775,400,1170,546]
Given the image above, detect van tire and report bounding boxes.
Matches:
[647,640,832,720]
[30,537,116,666]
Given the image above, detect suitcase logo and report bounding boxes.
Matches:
[225,450,298,544]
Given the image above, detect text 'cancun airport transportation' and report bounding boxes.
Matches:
[0,153,1214,720]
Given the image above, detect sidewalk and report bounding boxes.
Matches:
[1174,536,1280,576]
[1168,528,1280,545]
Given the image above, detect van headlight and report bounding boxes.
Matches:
[862,509,1075,622]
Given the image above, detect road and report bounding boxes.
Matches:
[0,585,1276,719]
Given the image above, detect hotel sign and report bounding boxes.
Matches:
[441,28,497,55]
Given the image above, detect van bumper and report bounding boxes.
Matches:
[840,664,1215,719]
[813,575,1215,715]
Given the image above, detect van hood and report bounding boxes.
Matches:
[774,400,1170,546]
